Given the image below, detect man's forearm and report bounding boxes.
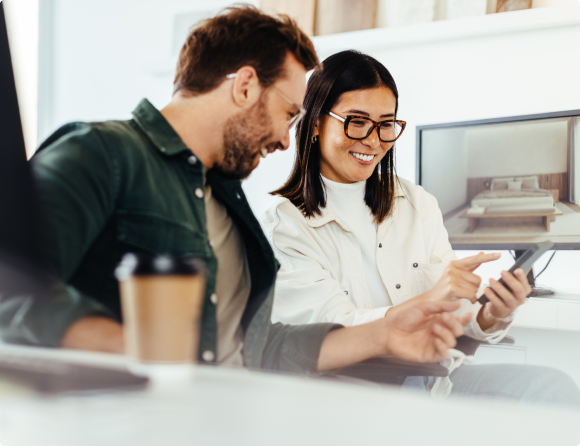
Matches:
[60,316,125,354]
[317,319,388,371]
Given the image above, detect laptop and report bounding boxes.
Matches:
[0,4,147,394]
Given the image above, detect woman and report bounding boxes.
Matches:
[262,50,580,405]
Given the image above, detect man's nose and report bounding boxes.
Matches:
[279,129,291,151]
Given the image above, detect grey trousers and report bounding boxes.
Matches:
[402,364,580,408]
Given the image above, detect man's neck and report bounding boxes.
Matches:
[160,90,227,169]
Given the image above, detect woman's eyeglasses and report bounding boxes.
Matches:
[326,110,406,143]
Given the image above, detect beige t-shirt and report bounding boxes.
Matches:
[204,185,251,366]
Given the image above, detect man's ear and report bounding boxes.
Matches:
[230,66,261,108]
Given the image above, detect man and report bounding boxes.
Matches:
[1,6,470,373]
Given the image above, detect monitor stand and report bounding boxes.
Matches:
[513,249,555,297]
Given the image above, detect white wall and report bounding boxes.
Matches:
[38,0,259,143]
[3,0,39,158]
[465,119,569,178]
[421,127,468,214]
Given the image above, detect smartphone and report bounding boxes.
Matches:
[477,241,554,305]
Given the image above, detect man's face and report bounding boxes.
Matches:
[216,54,307,180]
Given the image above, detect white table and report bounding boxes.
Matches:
[0,345,578,446]
[513,293,580,331]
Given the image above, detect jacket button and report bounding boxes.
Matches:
[413,263,418,268]
[195,188,204,199]
[202,350,215,362]
[188,155,197,165]
[378,243,382,248]
[344,290,348,295]
[396,284,401,289]
[210,293,218,305]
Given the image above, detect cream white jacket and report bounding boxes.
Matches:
[261,177,511,342]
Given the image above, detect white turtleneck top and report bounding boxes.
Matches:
[321,176,393,310]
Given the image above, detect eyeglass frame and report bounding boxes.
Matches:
[325,110,406,143]
[225,73,306,129]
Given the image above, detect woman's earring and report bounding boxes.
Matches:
[311,135,319,144]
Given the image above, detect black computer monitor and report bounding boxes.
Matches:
[417,109,580,290]
[0,3,49,294]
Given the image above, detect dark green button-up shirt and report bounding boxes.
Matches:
[1,99,338,373]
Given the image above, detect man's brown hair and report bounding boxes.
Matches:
[174,5,319,95]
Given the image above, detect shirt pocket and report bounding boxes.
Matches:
[412,254,445,296]
[116,210,211,258]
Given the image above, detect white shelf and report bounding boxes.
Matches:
[312,4,580,57]
[144,4,580,76]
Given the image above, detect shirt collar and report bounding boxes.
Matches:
[132,98,191,156]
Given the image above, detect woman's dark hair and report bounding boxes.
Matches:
[271,50,399,224]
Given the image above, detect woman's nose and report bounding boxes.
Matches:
[363,126,381,148]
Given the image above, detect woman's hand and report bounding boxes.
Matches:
[385,253,500,318]
[423,252,501,304]
[477,268,531,330]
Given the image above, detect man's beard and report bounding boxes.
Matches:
[218,95,275,180]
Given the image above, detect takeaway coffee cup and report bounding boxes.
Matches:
[116,253,206,364]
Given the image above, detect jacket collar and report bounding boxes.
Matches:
[132,99,191,156]
[306,180,406,230]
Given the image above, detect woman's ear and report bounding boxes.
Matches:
[313,121,320,137]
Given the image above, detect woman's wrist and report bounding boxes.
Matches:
[477,303,515,331]
[484,302,516,322]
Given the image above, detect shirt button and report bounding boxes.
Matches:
[208,240,214,248]
[210,293,218,305]
[396,284,401,289]
[413,263,418,268]
[195,188,204,199]
[378,243,382,248]
[202,350,215,362]
[344,290,348,295]
[188,155,197,165]
[235,192,241,199]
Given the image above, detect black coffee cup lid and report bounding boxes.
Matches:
[115,253,205,279]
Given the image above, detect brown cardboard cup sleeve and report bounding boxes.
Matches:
[116,254,206,364]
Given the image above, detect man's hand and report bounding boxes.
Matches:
[382,300,471,363]
[423,252,501,304]
[317,301,470,371]
[61,316,125,354]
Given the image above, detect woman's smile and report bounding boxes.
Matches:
[349,151,376,165]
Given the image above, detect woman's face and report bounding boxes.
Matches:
[316,87,397,184]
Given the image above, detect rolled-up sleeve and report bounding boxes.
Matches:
[261,322,342,373]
